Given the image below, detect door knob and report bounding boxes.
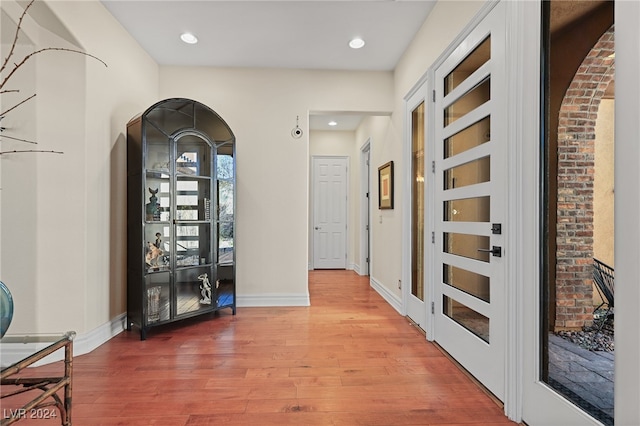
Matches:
[314,226,320,230]
[477,246,502,257]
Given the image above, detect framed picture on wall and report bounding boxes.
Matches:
[378,161,394,209]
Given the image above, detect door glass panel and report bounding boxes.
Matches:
[216,152,234,264]
[445,36,491,95]
[146,99,194,136]
[412,102,425,301]
[444,233,490,262]
[176,177,211,221]
[175,267,214,316]
[216,264,234,308]
[218,222,234,264]
[145,172,170,222]
[444,157,490,190]
[445,116,491,159]
[218,181,234,221]
[176,224,212,267]
[217,153,234,179]
[443,295,489,343]
[195,104,234,142]
[145,126,170,170]
[145,274,170,323]
[145,224,170,272]
[444,78,491,127]
[443,264,490,302]
[176,134,211,177]
[444,196,490,222]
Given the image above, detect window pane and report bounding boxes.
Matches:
[444,78,491,127]
[444,196,490,222]
[175,267,214,316]
[444,233,490,262]
[177,134,211,177]
[412,102,425,301]
[443,295,489,342]
[444,37,491,95]
[443,264,490,302]
[176,178,211,221]
[444,157,490,190]
[445,116,491,159]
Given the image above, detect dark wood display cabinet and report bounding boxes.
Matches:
[126,98,236,340]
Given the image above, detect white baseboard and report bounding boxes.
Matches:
[0,313,127,368]
[370,276,402,314]
[237,293,310,307]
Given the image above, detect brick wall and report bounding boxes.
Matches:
[555,26,614,330]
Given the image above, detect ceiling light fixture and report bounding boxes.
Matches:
[180,32,198,44]
[349,38,365,49]
[328,121,338,126]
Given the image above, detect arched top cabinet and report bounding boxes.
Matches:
[126,98,236,340]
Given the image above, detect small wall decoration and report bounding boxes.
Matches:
[378,161,394,209]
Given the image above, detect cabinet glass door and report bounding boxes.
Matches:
[216,144,234,309]
[174,133,214,317]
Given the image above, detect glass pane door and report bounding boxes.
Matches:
[173,133,214,317]
[433,2,506,401]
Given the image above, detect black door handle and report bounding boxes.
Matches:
[477,246,502,257]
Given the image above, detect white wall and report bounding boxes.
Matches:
[159,67,393,304]
[1,3,39,332]
[355,115,399,297]
[1,0,158,337]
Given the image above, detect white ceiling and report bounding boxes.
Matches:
[100,0,437,130]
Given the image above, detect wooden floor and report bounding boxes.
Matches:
[2,270,515,425]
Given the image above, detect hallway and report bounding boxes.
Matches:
[3,271,515,425]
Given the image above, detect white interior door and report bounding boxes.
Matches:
[433,2,507,401]
[313,156,347,269]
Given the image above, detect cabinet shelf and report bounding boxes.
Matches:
[127,98,236,340]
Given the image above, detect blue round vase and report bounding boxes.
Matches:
[0,281,14,338]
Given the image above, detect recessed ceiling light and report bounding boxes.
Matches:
[328,121,338,126]
[180,32,198,44]
[349,38,365,49]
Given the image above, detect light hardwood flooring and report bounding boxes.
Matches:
[1,270,516,425]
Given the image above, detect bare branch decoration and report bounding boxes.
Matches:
[1,134,38,145]
[0,93,36,117]
[1,47,108,91]
[0,0,108,155]
[0,150,63,155]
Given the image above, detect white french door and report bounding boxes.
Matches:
[432,2,507,401]
[312,156,348,269]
